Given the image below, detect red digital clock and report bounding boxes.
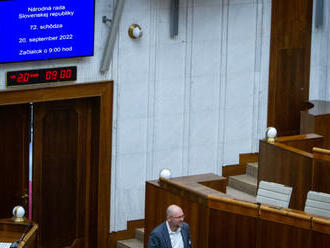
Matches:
[7,66,77,86]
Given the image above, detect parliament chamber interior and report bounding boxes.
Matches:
[0,0,329,247]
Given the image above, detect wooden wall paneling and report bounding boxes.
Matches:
[88,98,100,248]
[144,181,210,248]
[257,219,312,247]
[208,203,258,248]
[259,140,313,210]
[312,158,330,194]
[278,134,324,153]
[145,174,330,248]
[314,115,330,149]
[0,104,30,218]
[257,206,312,248]
[312,217,330,247]
[267,0,313,136]
[33,99,93,247]
[0,81,113,248]
[97,82,113,248]
[301,101,330,149]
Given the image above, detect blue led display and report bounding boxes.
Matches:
[0,0,94,63]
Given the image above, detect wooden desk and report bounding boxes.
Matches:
[301,100,330,149]
[0,219,38,248]
[145,173,330,248]
[259,134,330,210]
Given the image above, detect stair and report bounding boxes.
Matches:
[227,162,258,197]
[117,228,144,248]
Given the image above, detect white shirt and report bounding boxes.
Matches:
[166,221,184,248]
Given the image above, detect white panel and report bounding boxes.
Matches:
[223,139,251,165]
[157,43,186,80]
[192,6,222,41]
[152,149,184,179]
[305,191,330,217]
[193,0,222,7]
[189,144,218,174]
[190,75,219,112]
[307,191,330,203]
[224,106,253,141]
[228,3,256,41]
[118,85,149,119]
[154,114,184,150]
[191,41,221,77]
[117,118,148,154]
[157,7,188,45]
[304,207,330,218]
[189,110,219,146]
[114,152,147,231]
[225,72,254,108]
[259,181,292,194]
[155,77,185,116]
[117,43,150,86]
[257,181,292,208]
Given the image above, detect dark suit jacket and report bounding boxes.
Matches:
[148,221,193,248]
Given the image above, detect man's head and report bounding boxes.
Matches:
[166,205,185,232]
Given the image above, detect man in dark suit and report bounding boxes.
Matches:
[148,205,193,248]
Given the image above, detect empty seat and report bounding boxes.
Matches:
[304,191,330,218]
[256,181,292,208]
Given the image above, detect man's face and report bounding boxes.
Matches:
[167,207,184,230]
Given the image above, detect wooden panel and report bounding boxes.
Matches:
[144,181,209,248]
[222,165,247,178]
[145,174,330,248]
[257,219,312,248]
[259,140,313,210]
[268,0,313,135]
[239,153,258,165]
[0,218,38,247]
[312,217,330,246]
[0,104,30,218]
[312,159,330,194]
[257,206,312,248]
[199,179,226,193]
[108,219,144,248]
[0,82,113,248]
[209,209,257,248]
[33,99,93,247]
[301,101,330,149]
[278,134,323,153]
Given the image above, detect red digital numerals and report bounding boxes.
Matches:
[45,69,72,81]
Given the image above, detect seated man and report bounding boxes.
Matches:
[148,204,193,248]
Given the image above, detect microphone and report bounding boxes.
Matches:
[10,222,33,248]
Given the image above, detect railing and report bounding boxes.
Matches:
[145,174,330,248]
[259,133,330,210]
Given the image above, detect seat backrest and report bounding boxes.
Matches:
[256,181,293,208]
[304,190,330,218]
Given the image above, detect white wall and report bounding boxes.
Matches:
[0,0,272,231]
[310,0,330,100]
[110,0,271,231]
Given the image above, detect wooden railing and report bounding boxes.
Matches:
[259,134,330,210]
[144,174,330,248]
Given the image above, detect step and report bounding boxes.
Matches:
[246,162,258,178]
[226,186,257,203]
[228,174,257,196]
[135,228,144,242]
[117,239,143,248]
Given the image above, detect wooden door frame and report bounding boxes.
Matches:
[0,81,113,248]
